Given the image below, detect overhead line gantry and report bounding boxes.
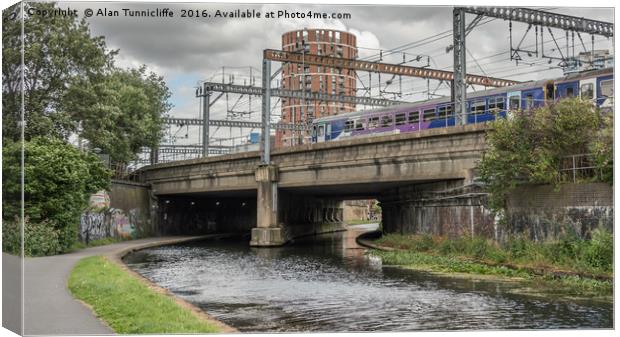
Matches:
[259,48,520,164]
[451,7,614,126]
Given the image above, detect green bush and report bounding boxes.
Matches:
[479,98,610,211]
[2,218,63,256]
[583,228,613,271]
[2,138,111,254]
[2,219,21,255]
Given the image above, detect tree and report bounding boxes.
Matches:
[590,114,613,184]
[64,66,172,164]
[2,138,111,253]
[2,2,116,141]
[479,98,609,211]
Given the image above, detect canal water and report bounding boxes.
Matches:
[123,224,612,332]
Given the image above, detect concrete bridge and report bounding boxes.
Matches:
[136,123,491,246]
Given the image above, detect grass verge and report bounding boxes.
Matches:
[68,256,222,334]
[68,237,128,252]
[369,230,613,299]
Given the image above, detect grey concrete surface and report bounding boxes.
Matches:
[21,236,209,336]
[3,253,23,335]
[140,123,488,196]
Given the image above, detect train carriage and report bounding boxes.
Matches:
[311,67,613,144]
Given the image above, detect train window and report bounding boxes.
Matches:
[509,96,520,110]
[566,87,574,97]
[471,99,486,115]
[344,120,354,132]
[581,83,594,99]
[438,104,453,119]
[408,111,420,124]
[423,108,436,122]
[354,119,365,131]
[380,115,393,127]
[600,80,613,97]
[368,116,379,129]
[488,96,505,112]
[525,94,534,109]
[318,125,325,137]
[395,113,406,125]
[312,125,317,137]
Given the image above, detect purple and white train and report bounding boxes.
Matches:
[310,67,613,143]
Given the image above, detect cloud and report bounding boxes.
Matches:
[53,1,613,150]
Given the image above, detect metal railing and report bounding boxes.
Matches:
[559,153,603,183]
[109,162,140,181]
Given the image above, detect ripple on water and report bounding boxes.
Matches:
[124,230,612,332]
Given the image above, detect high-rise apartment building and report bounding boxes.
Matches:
[276,29,358,147]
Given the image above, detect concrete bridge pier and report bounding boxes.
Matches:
[250,165,285,247]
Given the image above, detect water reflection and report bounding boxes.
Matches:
[123,224,612,332]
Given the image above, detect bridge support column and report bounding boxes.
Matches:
[250,165,285,247]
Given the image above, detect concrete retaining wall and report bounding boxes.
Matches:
[379,181,613,242]
[503,183,613,241]
[379,180,495,238]
[343,200,370,222]
[79,180,155,242]
[279,193,346,240]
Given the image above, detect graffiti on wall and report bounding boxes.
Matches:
[89,190,111,210]
[80,208,138,242]
[80,212,111,242]
[111,208,136,238]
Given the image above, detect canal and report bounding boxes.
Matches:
[123,224,612,332]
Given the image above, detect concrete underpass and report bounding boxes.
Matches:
[137,124,491,245]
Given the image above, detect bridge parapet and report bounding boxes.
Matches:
[138,123,490,196]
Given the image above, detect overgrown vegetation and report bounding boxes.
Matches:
[372,230,613,297]
[478,98,612,211]
[68,237,128,252]
[2,138,111,255]
[376,230,613,275]
[68,256,222,334]
[2,219,63,256]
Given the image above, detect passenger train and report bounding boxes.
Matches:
[310,68,613,143]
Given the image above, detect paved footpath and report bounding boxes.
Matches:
[19,236,211,336]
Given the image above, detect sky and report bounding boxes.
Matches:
[48,1,614,151]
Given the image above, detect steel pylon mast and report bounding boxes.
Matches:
[451,6,614,124]
[453,8,468,126]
